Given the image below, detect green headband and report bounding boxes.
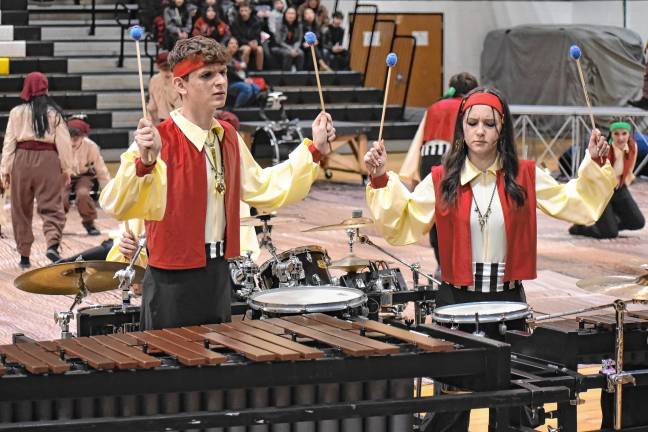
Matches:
[609,121,632,133]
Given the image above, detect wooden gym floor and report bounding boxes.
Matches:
[0,153,646,431]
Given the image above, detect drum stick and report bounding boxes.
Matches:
[129,25,154,165]
[569,45,596,131]
[304,31,332,153]
[304,32,325,113]
[378,53,398,143]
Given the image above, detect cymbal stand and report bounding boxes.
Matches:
[54,261,90,339]
[259,216,280,262]
[358,233,439,325]
[114,234,147,311]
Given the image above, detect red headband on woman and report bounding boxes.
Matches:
[20,72,49,101]
[461,92,504,117]
[172,55,206,78]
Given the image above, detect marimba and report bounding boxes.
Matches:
[0,315,516,431]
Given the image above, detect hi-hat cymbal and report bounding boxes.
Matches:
[303,216,374,232]
[576,273,648,300]
[14,261,145,295]
[240,214,304,227]
[329,254,372,272]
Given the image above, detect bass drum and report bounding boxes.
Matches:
[432,301,531,341]
[247,285,367,318]
[258,245,332,289]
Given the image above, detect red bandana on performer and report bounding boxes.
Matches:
[460,92,504,117]
[172,55,207,78]
[20,72,49,101]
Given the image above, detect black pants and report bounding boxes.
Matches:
[572,185,645,239]
[421,284,528,432]
[141,255,232,330]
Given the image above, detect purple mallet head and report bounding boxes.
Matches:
[569,45,581,60]
[304,31,317,46]
[129,25,144,41]
[386,52,397,67]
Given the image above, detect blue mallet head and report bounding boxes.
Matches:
[386,52,397,67]
[569,45,581,61]
[304,31,317,46]
[129,25,144,41]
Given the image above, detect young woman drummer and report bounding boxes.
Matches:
[364,87,616,431]
[364,86,616,309]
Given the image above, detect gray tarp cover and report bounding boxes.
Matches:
[481,25,645,117]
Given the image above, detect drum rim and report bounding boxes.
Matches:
[432,301,531,323]
[76,304,140,314]
[247,285,367,313]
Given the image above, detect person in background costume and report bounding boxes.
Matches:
[569,120,645,238]
[63,118,111,236]
[1,72,74,268]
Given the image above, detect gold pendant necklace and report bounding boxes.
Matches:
[206,138,226,195]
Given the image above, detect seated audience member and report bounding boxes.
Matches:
[267,0,285,34]
[225,36,261,107]
[297,0,328,26]
[147,51,182,124]
[271,6,304,71]
[192,5,231,42]
[230,1,264,70]
[163,0,194,49]
[301,8,329,71]
[322,11,348,71]
[64,118,111,236]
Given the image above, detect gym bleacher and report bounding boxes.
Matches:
[0,0,419,167]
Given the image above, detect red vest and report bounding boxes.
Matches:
[431,161,537,286]
[607,139,637,188]
[423,98,461,144]
[143,118,241,270]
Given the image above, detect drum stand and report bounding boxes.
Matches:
[258,215,304,287]
[54,259,91,339]
[114,234,147,312]
[358,234,439,326]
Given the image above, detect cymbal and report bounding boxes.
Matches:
[240,214,304,227]
[303,216,374,232]
[14,261,145,295]
[329,254,372,272]
[576,273,648,300]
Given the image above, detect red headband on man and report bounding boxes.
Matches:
[461,92,504,117]
[172,55,206,78]
[67,118,91,135]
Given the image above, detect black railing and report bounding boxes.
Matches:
[363,18,395,86]
[89,0,96,36]
[144,33,159,77]
[388,35,417,119]
[347,2,375,63]
[115,2,136,68]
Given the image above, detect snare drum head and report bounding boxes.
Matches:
[248,285,367,314]
[433,301,530,323]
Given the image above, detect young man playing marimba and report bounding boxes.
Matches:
[100,36,335,330]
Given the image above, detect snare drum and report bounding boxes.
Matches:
[76,304,141,336]
[258,245,331,289]
[247,285,367,318]
[432,301,531,340]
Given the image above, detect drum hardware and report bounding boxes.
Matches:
[113,234,147,311]
[358,234,439,326]
[229,251,261,299]
[259,245,332,290]
[273,253,305,287]
[13,259,146,339]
